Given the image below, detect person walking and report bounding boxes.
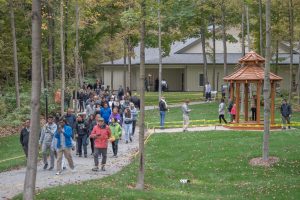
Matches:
[20,119,30,158]
[227,98,234,122]
[90,117,111,171]
[100,102,112,125]
[123,107,133,143]
[231,103,237,122]
[55,118,75,175]
[130,102,138,135]
[75,115,88,157]
[109,118,122,157]
[251,95,257,121]
[182,99,191,132]
[280,99,292,130]
[205,82,211,102]
[159,96,168,129]
[39,116,57,170]
[86,114,97,155]
[218,99,227,124]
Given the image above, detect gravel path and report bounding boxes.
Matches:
[0,101,209,199]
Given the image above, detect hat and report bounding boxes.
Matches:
[98,117,104,121]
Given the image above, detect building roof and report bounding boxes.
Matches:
[224,51,283,82]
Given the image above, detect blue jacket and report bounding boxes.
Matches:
[55,125,73,149]
[280,103,292,117]
[64,114,76,130]
[100,107,112,124]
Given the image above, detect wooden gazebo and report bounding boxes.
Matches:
[223,51,283,127]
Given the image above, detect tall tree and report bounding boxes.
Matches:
[211,2,216,90]
[158,0,162,100]
[263,0,271,161]
[259,0,263,56]
[60,0,65,116]
[288,0,294,102]
[9,0,20,108]
[23,0,41,198]
[47,0,55,86]
[136,0,146,190]
[298,41,300,104]
[200,24,208,97]
[241,0,245,56]
[74,0,79,114]
[221,0,228,77]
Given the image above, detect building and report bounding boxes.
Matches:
[97,28,299,92]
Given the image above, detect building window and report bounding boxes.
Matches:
[199,74,204,86]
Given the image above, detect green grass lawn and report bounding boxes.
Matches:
[145,92,203,106]
[0,134,26,172]
[17,130,300,200]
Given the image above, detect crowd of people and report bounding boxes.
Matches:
[19,80,293,175]
[20,80,141,175]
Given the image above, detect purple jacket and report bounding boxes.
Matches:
[109,113,121,124]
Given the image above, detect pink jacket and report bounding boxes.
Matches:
[90,125,111,148]
[231,104,237,115]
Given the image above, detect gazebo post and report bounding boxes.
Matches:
[271,81,275,124]
[230,82,234,100]
[236,83,240,123]
[244,82,249,122]
[256,81,262,123]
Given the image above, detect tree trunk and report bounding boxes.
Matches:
[47,0,54,86]
[221,0,227,77]
[158,0,162,100]
[246,5,251,51]
[288,0,294,103]
[297,41,300,105]
[241,1,245,56]
[136,0,146,190]
[41,56,44,90]
[201,25,207,97]
[263,0,271,161]
[74,0,79,115]
[128,37,132,90]
[60,0,65,116]
[9,0,20,108]
[64,0,69,75]
[23,0,41,199]
[275,40,279,74]
[259,0,263,56]
[212,12,216,91]
[123,39,127,89]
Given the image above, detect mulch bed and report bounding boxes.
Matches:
[249,156,280,167]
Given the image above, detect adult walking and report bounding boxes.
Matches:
[109,118,122,157]
[218,99,227,124]
[75,115,88,157]
[205,82,211,102]
[55,118,75,175]
[251,95,257,121]
[182,99,191,132]
[39,116,57,170]
[123,107,133,143]
[100,102,112,125]
[159,96,168,129]
[130,102,138,135]
[86,114,97,155]
[90,117,111,171]
[20,119,30,158]
[280,99,292,130]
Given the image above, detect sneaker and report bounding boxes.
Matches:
[56,171,62,175]
[130,137,132,142]
[43,163,48,170]
[126,141,128,144]
[101,165,106,171]
[48,167,54,171]
[79,155,82,157]
[92,166,99,172]
[84,155,87,158]
[288,126,291,129]
[71,168,76,173]
[63,167,67,170]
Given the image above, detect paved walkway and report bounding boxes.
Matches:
[1,100,211,199]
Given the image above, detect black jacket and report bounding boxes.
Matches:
[159,100,167,111]
[20,128,30,147]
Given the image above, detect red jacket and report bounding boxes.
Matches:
[90,125,111,148]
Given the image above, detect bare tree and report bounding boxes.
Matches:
[136,0,146,190]
[259,0,263,56]
[128,37,132,90]
[47,0,54,86]
[60,0,65,116]
[74,0,79,115]
[263,0,271,161]
[288,0,294,103]
[241,1,245,56]
[200,24,208,97]
[23,0,41,198]
[158,0,162,100]
[297,41,300,104]
[221,0,228,77]
[9,0,20,108]
[212,3,216,90]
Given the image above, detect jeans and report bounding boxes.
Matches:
[281,115,291,128]
[77,134,88,156]
[160,111,166,128]
[112,139,119,156]
[219,114,227,124]
[123,123,132,142]
[90,138,94,153]
[42,142,55,168]
[57,148,74,172]
[132,120,137,135]
[94,148,107,166]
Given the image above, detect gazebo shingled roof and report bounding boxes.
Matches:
[224,51,283,82]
